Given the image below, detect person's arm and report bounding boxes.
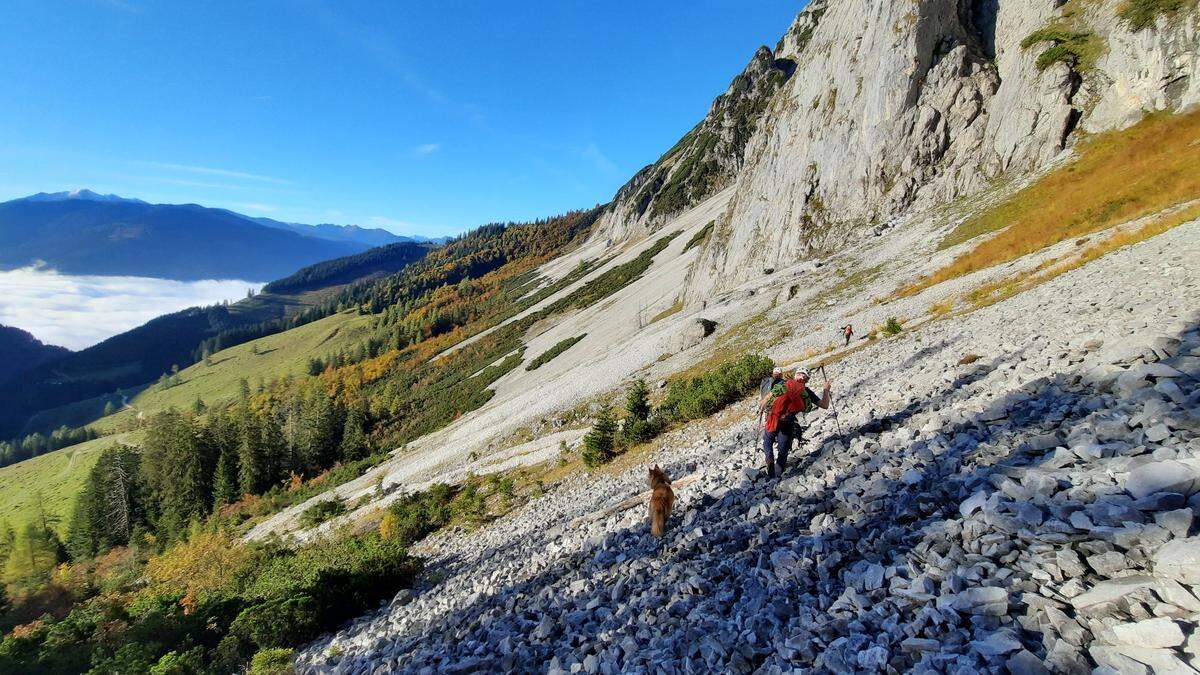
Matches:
[817,381,832,409]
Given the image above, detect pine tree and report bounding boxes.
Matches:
[622,379,655,443]
[212,446,240,507]
[239,378,251,400]
[625,379,650,420]
[103,400,117,416]
[141,409,209,538]
[297,389,340,472]
[192,396,207,415]
[66,445,144,559]
[237,408,268,495]
[582,404,617,468]
[339,400,371,461]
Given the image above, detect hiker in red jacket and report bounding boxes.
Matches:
[762,370,831,477]
[842,324,854,347]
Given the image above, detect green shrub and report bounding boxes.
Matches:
[542,232,681,314]
[248,648,296,675]
[1119,0,1187,30]
[657,354,773,423]
[683,221,715,253]
[582,405,617,468]
[149,646,206,675]
[299,497,347,528]
[231,597,321,649]
[1020,27,1096,71]
[625,379,651,421]
[526,334,586,371]
[883,317,903,336]
[386,483,456,543]
[450,482,489,526]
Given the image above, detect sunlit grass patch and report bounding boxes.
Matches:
[898,109,1200,299]
[965,201,1200,310]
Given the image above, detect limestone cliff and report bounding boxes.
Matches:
[592,44,798,243]
[583,0,1198,302]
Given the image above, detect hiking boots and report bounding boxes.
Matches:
[778,460,787,477]
[765,462,776,479]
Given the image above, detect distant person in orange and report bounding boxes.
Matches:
[842,324,854,347]
[761,370,831,477]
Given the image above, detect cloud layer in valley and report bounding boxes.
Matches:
[0,266,262,350]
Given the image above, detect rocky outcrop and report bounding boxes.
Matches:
[593,44,799,243]
[666,0,1199,301]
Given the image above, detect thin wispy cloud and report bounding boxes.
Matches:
[135,161,290,185]
[579,142,620,176]
[234,202,279,213]
[412,143,441,157]
[0,266,261,350]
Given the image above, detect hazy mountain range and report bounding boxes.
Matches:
[0,189,440,281]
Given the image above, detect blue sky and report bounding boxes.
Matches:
[0,1,803,238]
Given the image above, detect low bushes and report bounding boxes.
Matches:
[1119,0,1189,30]
[582,355,773,468]
[299,497,347,528]
[0,529,420,674]
[526,334,586,371]
[657,354,773,424]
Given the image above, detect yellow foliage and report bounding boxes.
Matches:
[144,529,259,603]
[320,350,400,398]
[377,511,399,541]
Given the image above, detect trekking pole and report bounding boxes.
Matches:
[819,364,843,435]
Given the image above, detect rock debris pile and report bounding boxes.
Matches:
[299,231,1200,673]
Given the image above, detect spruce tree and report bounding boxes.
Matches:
[626,379,650,419]
[339,401,371,461]
[141,409,209,538]
[212,446,240,507]
[582,404,617,468]
[237,409,268,495]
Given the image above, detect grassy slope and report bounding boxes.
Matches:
[0,433,138,533]
[95,309,375,433]
[0,310,376,532]
[900,109,1200,297]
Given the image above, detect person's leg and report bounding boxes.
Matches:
[762,430,777,477]
[777,420,794,474]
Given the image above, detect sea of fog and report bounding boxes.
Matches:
[0,266,263,351]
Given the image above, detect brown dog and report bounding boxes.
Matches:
[648,465,675,537]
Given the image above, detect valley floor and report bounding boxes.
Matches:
[296,220,1200,672]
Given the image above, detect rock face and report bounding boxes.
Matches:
[595,43,799,244]
[563,0,1198,304]
[671,317,718,352]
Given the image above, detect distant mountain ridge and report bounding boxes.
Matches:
[249,216,444,247]
[0,197,365,281]
[7,189,434,252]
[0,325,70,386]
